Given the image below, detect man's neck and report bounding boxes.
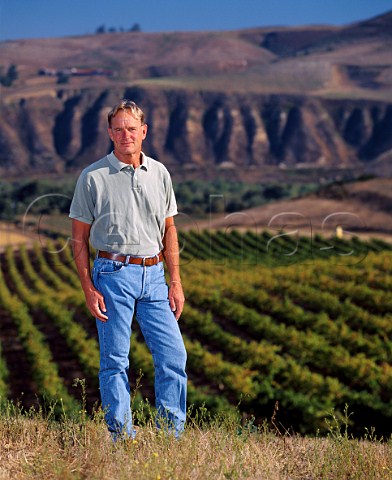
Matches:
[115,151,142,168]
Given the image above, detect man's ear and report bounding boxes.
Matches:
[142,123,148,139]
[108,127,114,141]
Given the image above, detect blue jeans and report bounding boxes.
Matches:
[92,258,187,439]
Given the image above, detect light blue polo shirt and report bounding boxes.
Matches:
[69,152,178,256]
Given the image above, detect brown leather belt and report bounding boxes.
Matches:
[97,250,163,266]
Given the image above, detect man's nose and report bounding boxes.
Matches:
[120,130,131,139]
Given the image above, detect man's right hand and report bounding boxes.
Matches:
[72,219,109,322]
[84,286,108,322]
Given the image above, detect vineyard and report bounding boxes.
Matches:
[0,230,392,435]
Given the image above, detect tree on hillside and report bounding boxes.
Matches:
[0,64,18,87]
[95,23,141,34]
[129,23,141,32]
[57,72,70,85]
[95,25,106,34]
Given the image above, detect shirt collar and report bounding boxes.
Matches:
[107,151,149,172]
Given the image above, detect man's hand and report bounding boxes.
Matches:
[163,217,184,321]
[72,219,109,321]
[84,285,108,322]
[169,281,185,321]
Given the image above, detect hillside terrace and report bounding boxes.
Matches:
[38,67,116,77]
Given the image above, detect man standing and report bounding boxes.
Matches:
[69,99,187,440]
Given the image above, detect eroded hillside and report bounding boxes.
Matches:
[0,10,391,180]
[1,87,392,180]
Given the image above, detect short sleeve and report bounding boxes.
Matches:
[69,172,95,224]
[164,171,178,218]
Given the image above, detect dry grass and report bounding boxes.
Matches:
[0,223,38,250]
[0,402,391,480]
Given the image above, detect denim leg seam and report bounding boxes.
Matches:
[97,276,108,402]
[101,322,107,402]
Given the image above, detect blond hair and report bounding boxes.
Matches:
[107,99,145,127]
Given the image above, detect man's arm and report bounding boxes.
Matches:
[72,219,108,322]
[162,216,185,321]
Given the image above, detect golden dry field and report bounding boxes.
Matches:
[0,223,38,250]
[0,404,391,480]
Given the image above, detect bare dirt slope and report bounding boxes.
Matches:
[1,10,391,100]
[183,178,392,241]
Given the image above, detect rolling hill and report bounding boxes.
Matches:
[0,10,391,180]
[182,178,392,243]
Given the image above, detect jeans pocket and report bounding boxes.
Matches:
[96,259,124,275]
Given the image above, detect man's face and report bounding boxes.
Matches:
[108,110,147,159]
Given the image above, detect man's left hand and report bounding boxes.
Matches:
[169,281,185,321]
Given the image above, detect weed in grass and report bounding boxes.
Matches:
[0,394,391,479]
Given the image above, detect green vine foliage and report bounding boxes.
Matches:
[0,233,391,434]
